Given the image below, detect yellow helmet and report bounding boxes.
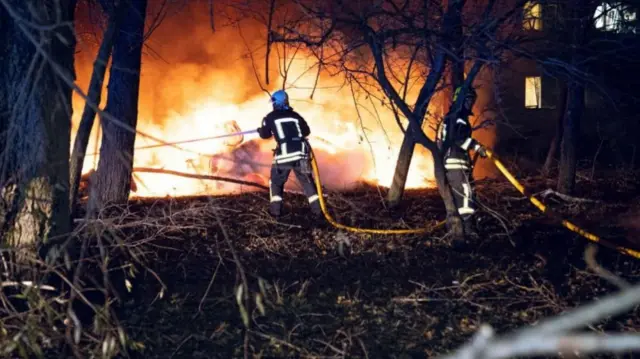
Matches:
[453,86,477,103]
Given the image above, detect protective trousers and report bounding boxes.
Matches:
[444,152,477,222]
[269,159,322,217]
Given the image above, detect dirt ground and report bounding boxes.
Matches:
[102,170,640,358]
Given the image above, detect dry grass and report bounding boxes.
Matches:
[41,169,638,358]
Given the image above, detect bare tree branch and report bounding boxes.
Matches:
[438,281,640,359]
[209,0,215,31]
[132,167,269,191]
[265,0,276,84]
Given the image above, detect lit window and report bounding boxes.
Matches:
[594,2,637,33]
[525,76,542,109]
[523,2,543,30]
[595,3,619,30]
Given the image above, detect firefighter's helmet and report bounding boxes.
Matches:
[453,86,477,113]
[270,90,290,110]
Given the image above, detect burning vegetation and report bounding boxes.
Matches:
[2,0,640,358]
[73,21,422,196]
[71,2,499,198]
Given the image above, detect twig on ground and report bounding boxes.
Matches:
[250,330,315,356]
[438,279,640,359]
[584,244,630,289]
[539,188,600,203]
[198,259,222,314]
[169,334,194,358]
[486,333,640,358]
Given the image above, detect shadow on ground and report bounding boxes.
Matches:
[92,172,640,358]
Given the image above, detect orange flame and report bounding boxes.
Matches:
[71,4,493,198]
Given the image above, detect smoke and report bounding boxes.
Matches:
[71,1,497,197]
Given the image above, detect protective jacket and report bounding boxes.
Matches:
[257,108,311,164]
[439,106,483,170]
[438,100,483,222]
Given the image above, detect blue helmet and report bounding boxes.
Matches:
[270,90,290,110]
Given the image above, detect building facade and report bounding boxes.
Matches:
[493,1,639,167]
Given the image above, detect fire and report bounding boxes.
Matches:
[72,83,437,197]
[70,4,486,198]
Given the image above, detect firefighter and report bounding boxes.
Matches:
[257,90,322,218]
[438,86,487,235]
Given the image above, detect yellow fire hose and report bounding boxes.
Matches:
[484,149,640,259]
[123,132,638,256]
[309,150,447,234]
[307,145,640,259]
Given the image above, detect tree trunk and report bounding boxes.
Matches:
[90,0,147,210]
[557,82,585,194]
[387,53,446,207]
[0,0,77,250]
[543,82,568,175]
[386,0,464,208]
[69,5,119,215]
[556,0,588,195]
[449,0,464,93]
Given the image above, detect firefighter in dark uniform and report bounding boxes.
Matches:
[438,86,487,235]
[257,90,322,218]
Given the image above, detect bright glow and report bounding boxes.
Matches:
[595,3,618,30]
[594,2,637,33]
[523,2,543,30]
[525,76,542,109]
[70,9,496,199]
[71,57,443,197]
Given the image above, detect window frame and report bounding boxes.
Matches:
[594,2,637,33]
[524,76,543,109]
[523,1,543,31]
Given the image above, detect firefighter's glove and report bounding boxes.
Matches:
[475,145,488,158]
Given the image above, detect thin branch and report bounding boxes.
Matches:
[265,0,276,84]
[209,0,215,31]
[403,44,421,102]
[584,244,630,289]
[489,333,640,358]
[132,167,269,191]
[517,284,640,339]
[438,281,640,359]
[309,44,323,99]
[238,21,271,96]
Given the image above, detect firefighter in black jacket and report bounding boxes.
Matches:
[438,86,487,235]
[257,90,322,218]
